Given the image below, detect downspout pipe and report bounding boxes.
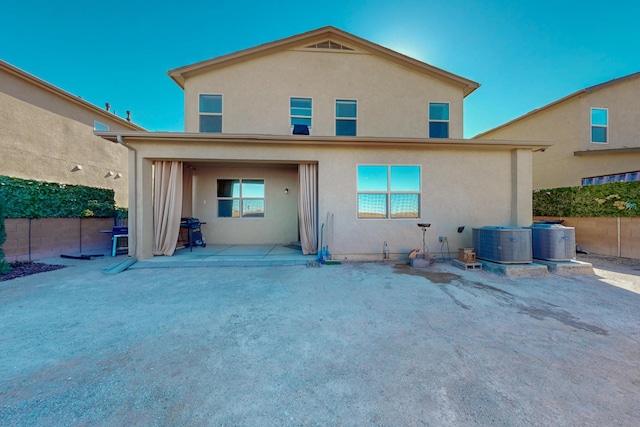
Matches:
[116,134,137,256]
[116,134,135,151]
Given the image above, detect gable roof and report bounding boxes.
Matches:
[474,71,640,138]
[167,26,480,96]
[0,59,145,131]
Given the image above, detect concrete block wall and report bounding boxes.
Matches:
[3,218,113,262]
[534,216,640,260]
[620,218,640,259]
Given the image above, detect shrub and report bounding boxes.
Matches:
[534,181,640,217]
[0,176,116,219]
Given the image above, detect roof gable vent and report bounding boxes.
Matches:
[305,40,354,51]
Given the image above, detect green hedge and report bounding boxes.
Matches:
[533,181,640,217]
[0,176,117,219]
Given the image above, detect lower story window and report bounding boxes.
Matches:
[217,179,265,218]
[357,165,420,218]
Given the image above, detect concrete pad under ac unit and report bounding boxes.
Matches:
[534,259,595,275]
[477,259,549,278]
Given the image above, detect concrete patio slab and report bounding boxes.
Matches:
[133,244,317,268]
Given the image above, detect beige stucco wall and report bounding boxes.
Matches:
[0,65,145,207]
[0,92,130,206]
[126,139,528,260]
[192,165,299,244]
[476,75,640,189]
[183,49,465,139]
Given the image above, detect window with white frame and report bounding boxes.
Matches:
[336,99,357,136]
[429,102,449,138]
[199,94,222,133]
[217,179,265,218]
[290,97,312,127]
[94,121,109,131]
[591,108,608,143]
[357,165,421,219]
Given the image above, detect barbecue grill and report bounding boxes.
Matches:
[180,217,206,251]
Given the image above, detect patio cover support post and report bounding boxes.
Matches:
[118,134,137,256]
[511,148,533,227]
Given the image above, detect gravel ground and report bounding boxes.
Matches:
[1,255,639,426]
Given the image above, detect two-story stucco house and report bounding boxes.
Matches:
[475,72,640,189]
[0,59,145,206]
[97,26,551,260]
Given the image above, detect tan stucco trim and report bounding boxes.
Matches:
[167,26,480,96]
[574,147,640,156]
[0,59,145,131]
[97,131,552,151]
[510,149,533,227]
[474,71,640,139]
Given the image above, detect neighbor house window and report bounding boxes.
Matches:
[429,102,449,138]
[357,165,420,219]
[591,108,608,143]
[336,99,357,136]
[217,179,265,218]
[94,121,109,131]
[290,97,312,127]
[582,170,640,186]
[200,94,222,133]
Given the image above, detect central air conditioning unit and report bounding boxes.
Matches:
[526,223,576,261]
[472,226,532,264]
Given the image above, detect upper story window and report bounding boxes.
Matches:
[199,94,222,133]
[336,99,357,136]
[429,102,449,138]
[357,165,421,219]
[591,108,608,143]
[94,121,109,131]
[217,179,265,218]
[290,97,312,127]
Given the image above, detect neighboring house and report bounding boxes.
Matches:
[97,26,550,260]
[0,59,145,206]
[474,72,640,189]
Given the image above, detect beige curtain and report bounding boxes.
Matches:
[182,166,193,218]
[298,163,318,255]
[153,161,183,256]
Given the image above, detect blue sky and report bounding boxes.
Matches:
[2,0,639,138]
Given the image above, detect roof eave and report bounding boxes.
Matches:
[574,147,640,156]
[0,59,146,131]
[474,71,640,138]
[96,131,552,151]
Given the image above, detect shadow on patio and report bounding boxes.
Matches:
[128,243,317,269]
